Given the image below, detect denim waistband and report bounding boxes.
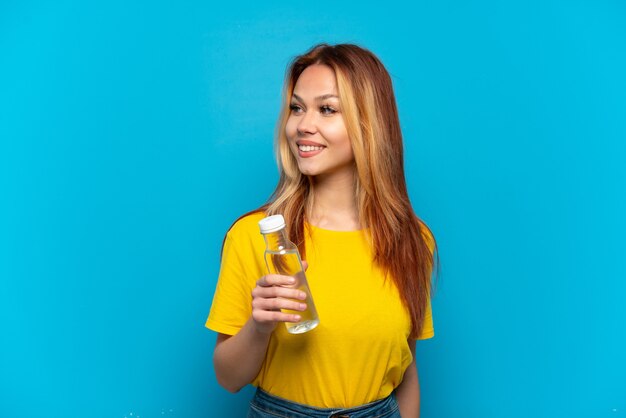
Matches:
[248,388,400,418]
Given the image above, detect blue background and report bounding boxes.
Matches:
[1,1,625,417]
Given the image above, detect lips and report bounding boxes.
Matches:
[296,140,326,158]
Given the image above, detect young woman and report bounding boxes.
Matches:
[206,43,438,418]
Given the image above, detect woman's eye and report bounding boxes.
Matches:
[320,105,337,115]
[289,104,303,113]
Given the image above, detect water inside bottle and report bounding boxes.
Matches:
[265,249,319,334]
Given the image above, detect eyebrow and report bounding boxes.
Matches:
[292,93,339,102]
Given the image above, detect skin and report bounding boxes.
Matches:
[285,64,354,183]
[286,64,359,231]
[213,269,308,393]
[396,340,420,417]
[213,64,420,417]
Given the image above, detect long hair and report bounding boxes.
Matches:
[259,43,438,338]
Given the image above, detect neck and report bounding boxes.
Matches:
[308,168,360,231]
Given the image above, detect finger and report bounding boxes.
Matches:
[253,297,307,312]
[301,260,309,271]
[257,274,296,287]
[252,286,307,301]
[253,310,302,324]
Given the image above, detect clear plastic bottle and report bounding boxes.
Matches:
[258,214,320,334]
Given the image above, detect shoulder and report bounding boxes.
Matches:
[220,211,267,259]
[226,211,266,240]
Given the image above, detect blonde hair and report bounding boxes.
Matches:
[260,43,438,338]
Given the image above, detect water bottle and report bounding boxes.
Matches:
[258,214,320,334]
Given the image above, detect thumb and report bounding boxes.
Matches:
[301,260,309,271]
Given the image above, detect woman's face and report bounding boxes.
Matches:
[285,64,354,180]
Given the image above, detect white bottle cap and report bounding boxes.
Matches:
[259,214,286,234]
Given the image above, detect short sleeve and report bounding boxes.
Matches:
[417,220,435,340]
[205,232,254,335]
[416,297,434,340]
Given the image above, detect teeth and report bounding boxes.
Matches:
[298,145,324,152]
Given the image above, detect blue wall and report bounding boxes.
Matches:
[1,1,625,417]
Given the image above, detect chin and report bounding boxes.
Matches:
[297,168,318,177]
[296,163,319,177]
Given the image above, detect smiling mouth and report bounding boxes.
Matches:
[296,143,325,158]
[298,144,325,152]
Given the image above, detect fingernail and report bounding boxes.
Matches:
[299,303,306,310]
[299,292,306,299]
[288,278,296,284]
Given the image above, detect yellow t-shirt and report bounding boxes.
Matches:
[206,212,434,408]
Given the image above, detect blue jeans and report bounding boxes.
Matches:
[247,388,402,418]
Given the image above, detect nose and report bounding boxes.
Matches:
[296,110,317,136]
